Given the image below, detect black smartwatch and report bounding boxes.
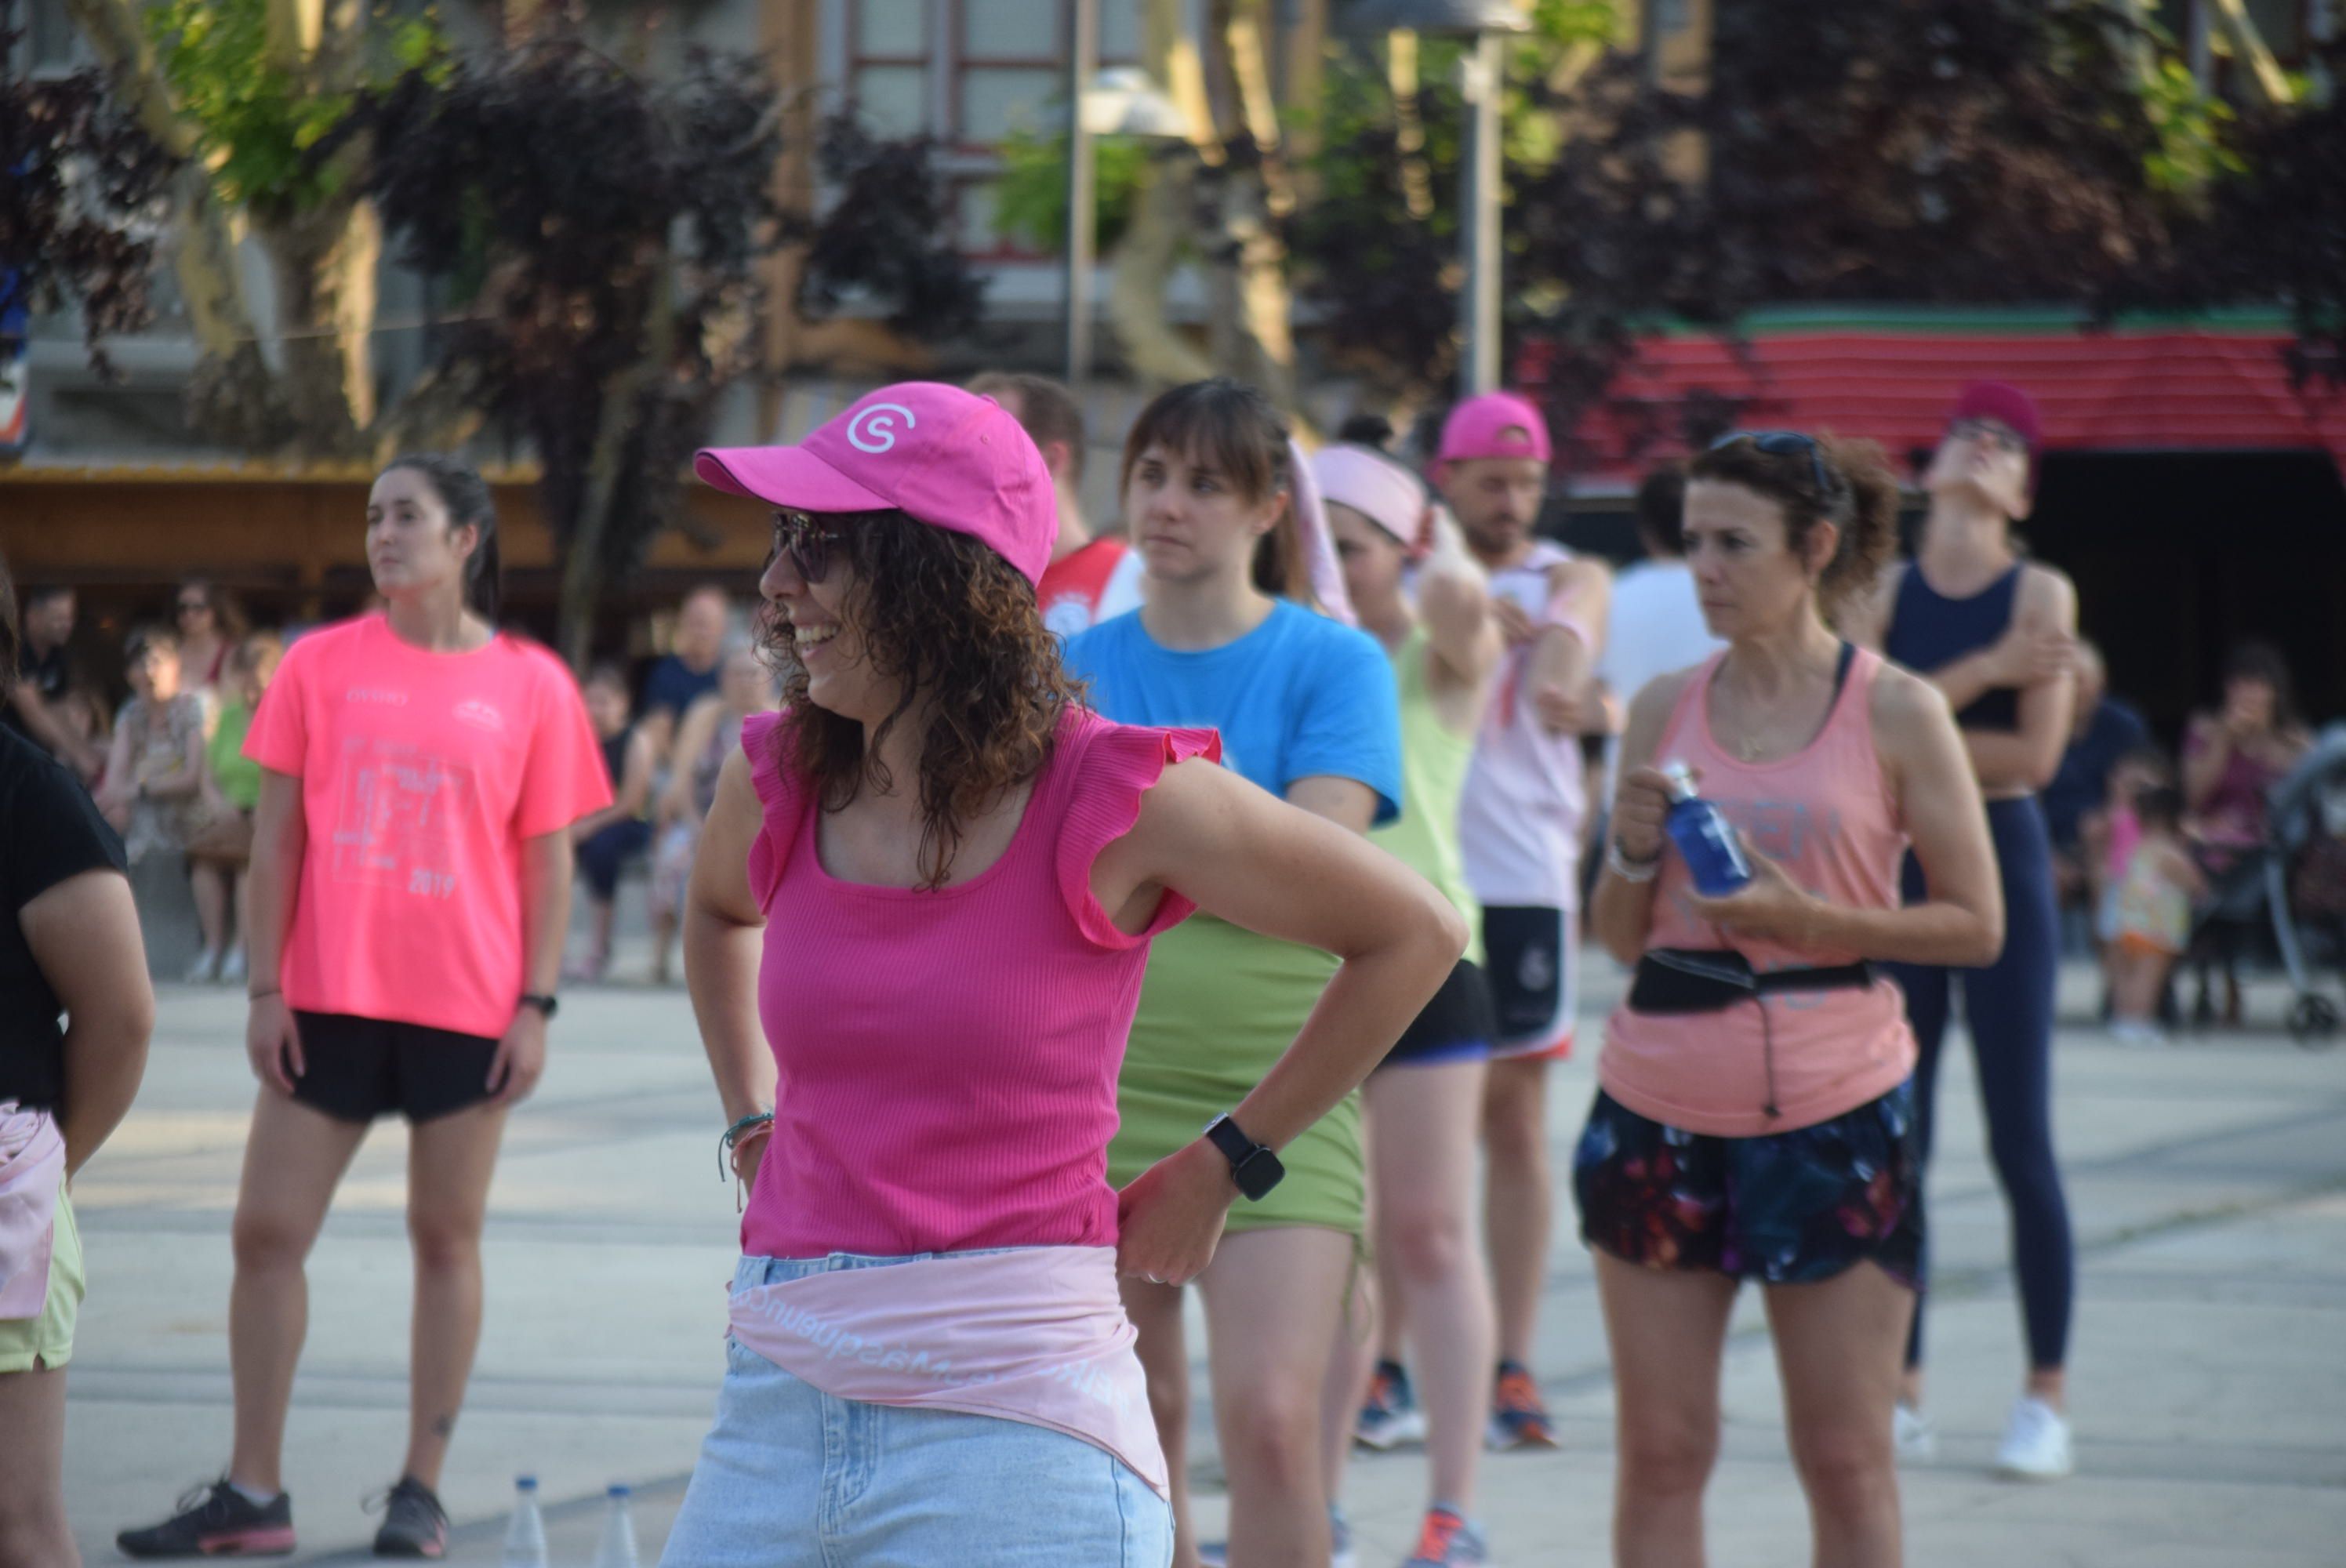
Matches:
[1201,1113,1284,1201]
[518,993,559,1020]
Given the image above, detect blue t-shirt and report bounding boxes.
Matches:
[639,654,720,723]
[1066,600,1403,825]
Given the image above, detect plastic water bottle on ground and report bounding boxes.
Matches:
[500,1475,547,1568]
[593,1483,641,1568]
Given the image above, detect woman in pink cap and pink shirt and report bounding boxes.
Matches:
[663,383,1463,1566]
[1583,430,2001,1568]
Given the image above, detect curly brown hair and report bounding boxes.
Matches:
[755,509,1081,890]
[1687,433,1903,625]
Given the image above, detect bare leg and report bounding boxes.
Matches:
[190,861,230,967]
[0,1366,78,1568]
[400,1102,508,1488]
[588,895,617,974]
[1197,1227,1356,1568]
[1593,1253,1739,1568]
[228,1092,369,1494]
[1124,1276,1200,1568]
[1320,1239,1376,1506]
[1369,1059,1494,1511]
[1482,1054,1554,1366]
[1765,1265,1911,1568]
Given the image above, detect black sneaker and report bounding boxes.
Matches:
[369,1475,450,1559]
[118,1479,296,1559]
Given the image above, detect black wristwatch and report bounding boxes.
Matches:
[1201,1113,1285,1202]
[518,993,559,1020]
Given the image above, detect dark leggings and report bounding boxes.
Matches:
[1891,795,2072,1371]
[576,817,650,902]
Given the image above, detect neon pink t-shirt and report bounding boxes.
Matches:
[1600,648,1918,1137]
[242,614,610,1040]
[739,704,1218,1260]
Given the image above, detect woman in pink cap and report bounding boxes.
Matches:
[1849,381,2083,1479]
[664,382,1463,1566]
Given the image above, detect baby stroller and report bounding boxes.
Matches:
[2190,725,2346,1046]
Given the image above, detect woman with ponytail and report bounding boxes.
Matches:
[1064,380,1410,1568]
[121,456,610,1561]
[1582,432,2002,1566]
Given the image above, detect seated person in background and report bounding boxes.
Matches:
[2106,785,2206,1044]
[5,584,105,782]
[2184,641,2312,1024]
[186,632,284,985]
[648,644,777,984]
[96,626,209,869]
[637,584,732,764]
[568,663,656,982]
[2046,641,2149,916]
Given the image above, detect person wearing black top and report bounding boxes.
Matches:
[0,555,155,1568]
[3,584,104,781]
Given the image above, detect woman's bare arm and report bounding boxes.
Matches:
[24,869,154,1175]
[682,751,777,1126]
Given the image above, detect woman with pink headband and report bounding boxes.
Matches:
[1065,378,1412,1568]
[1316,442,1507,1567]
[664,382,1462,1565]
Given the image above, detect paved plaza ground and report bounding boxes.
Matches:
[59,904,2346,1564]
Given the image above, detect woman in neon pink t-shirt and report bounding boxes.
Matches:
[119,456,609,1563]
[659,383,1464,1566]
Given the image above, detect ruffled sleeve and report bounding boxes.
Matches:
[1055,710,1222,949]
[740,710,806,914]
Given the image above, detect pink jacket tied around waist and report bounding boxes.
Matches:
[0,1102,63,1320]
[728,1247,1167,1497]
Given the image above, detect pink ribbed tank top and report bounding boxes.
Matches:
[1600,648,1918,1137]
[738,705,1219,1259]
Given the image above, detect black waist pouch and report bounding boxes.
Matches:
[1628,949,1878,1016]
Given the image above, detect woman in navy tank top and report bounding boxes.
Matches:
[1848,380,2081,1480]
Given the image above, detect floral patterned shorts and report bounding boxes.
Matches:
[1573,1080,1923,1288]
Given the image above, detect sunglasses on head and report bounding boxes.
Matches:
[1712,430,1835,498]
[772,510,845,585]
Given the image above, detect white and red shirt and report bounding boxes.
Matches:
[1038,538,1146,640]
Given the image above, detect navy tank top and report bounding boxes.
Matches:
[1883,563,2023,731]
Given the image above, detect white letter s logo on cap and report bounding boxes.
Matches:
[846,403,917,454]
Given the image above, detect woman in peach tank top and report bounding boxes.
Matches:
[1582,432,2003,1568]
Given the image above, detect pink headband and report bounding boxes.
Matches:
[1287,437,1356,626]
[1312,444,1431,551]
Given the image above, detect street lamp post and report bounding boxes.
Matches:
[1064,0,1100,391]
[1343,0,1531,394]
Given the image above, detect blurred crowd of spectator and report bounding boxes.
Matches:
[1,579,779,985]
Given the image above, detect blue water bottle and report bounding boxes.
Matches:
[1662,762,1752,896]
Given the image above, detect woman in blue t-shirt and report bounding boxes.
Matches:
[1066,379,1404,1568]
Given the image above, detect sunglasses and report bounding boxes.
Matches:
[772,510,845,585]
[1948,417,2028,455]
[1712,430,1835,497]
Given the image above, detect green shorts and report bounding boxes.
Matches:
[0,1176,83,1374]
[1109,916,1364,1237]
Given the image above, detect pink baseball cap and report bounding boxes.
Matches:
[695,383,1055,586]
[1436,390,1552,467]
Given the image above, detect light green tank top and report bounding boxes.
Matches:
[1370,622,1482,964]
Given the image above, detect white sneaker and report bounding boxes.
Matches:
[1893,1402,1937,1463]
[1994,1396,2074,1480]
[219,946,247,985]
